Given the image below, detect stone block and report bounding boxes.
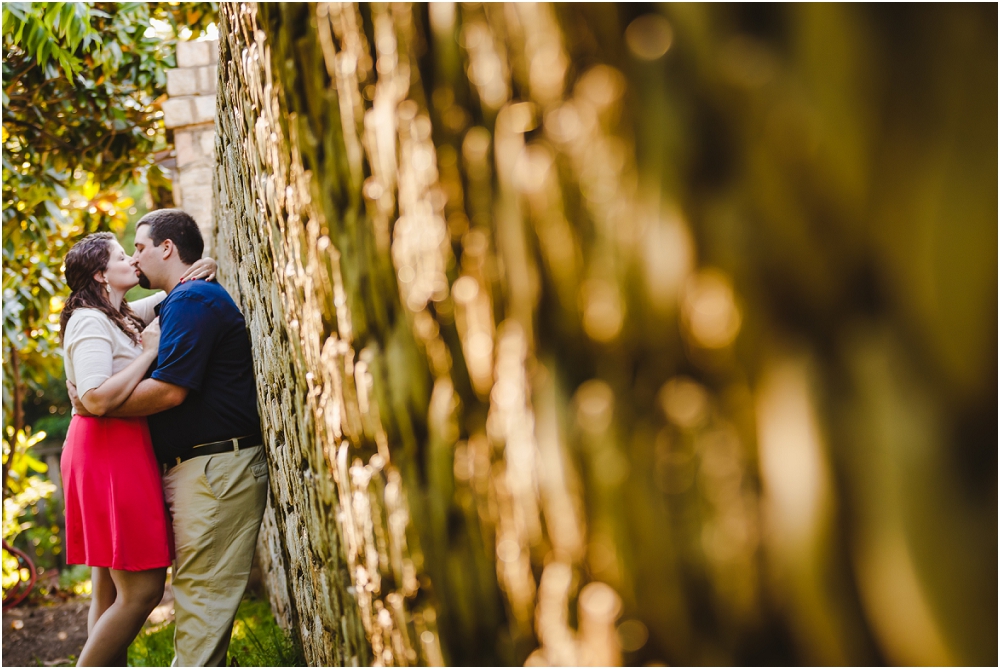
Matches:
[197,65,218,94]
[177,40,211,68]
[166,68,197,96]
[198,129,217,159]
[185,188,214,222]
[171,174,183,207]
[179,165,214,191]
[174,130,199,167]
[162,98,194,128]
[193,96,217,124]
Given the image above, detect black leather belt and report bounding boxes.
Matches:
[163,433,263,471]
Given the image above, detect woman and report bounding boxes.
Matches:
[59,232,215,666]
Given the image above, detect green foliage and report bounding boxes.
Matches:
[1,3,98,78]
[128,595,305,667]
[57,563,91,591]
[2,427,54,594]
[2,0,217,483]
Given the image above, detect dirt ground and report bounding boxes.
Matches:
[3,585,174,667]
[4,598,90,667]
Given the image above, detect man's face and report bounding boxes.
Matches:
[132,225,162,290]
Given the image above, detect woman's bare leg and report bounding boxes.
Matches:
[85,567,127,666]
[76,567,166,667]
[87,567,115,634]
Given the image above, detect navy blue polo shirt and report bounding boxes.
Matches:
[146,280,261,463]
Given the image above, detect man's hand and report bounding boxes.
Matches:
[66,381,95,417]
[180,257,217,283]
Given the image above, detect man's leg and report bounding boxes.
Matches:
[163,445,268,667]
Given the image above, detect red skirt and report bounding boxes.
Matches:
[61,415,173,571]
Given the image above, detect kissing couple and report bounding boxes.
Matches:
[59,209,268,666]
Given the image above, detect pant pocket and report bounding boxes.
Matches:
[251,461,268,479]
[203,455,230,499]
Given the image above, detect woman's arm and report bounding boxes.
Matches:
[78,320,161,416]
[79,349,157,416]
[128,292,166,325]
[181,256,218,282]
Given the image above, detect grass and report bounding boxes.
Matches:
[129,595,305,667]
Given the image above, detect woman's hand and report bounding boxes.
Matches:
[141,318,161,354]
[180,256,217,283]
[66,381,95,417]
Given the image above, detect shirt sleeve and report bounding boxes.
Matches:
[66,312,115,398]
[150,294,220,392]
[128,292,167,325]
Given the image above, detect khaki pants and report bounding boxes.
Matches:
[162,445,268,667]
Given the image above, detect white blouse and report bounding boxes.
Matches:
[63,293,166,405]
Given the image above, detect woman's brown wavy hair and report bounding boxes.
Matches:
[59,232,145,345]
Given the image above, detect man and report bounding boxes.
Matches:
[71,209,268,666]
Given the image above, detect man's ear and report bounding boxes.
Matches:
[161,239,175,260]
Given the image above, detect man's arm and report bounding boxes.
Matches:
[106,378,188,417]
[70,377,188,417]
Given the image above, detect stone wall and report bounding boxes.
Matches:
[208,3,997,667]
[163,39,219,253]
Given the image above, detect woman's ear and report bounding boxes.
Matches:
[92,271,106,285]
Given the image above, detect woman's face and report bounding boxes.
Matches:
[100,241,140,293]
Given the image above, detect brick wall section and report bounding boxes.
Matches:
[162,39,220,254]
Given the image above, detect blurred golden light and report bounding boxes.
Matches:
[535,561,576,665]
[698,426,742,487]
[451,275,479,303]
[682,270,742,348]
[544,103,583,143]
[363,177,384,201]
[578,581,623,666]
[529,44,569,105]
[755,359,829,537]
[513,144,554,196]
[462,126,491,165]
[641,208,694,312]
[625,14,674,61]
[574,379,614,434]
[428,2,456,37]
[466,331,492,360]
[616,619,649,652]
[658,376,709,429]
[579,581,622,622]
[506,101,538,134]
[575,65,625,112]
[581,280,624,342]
